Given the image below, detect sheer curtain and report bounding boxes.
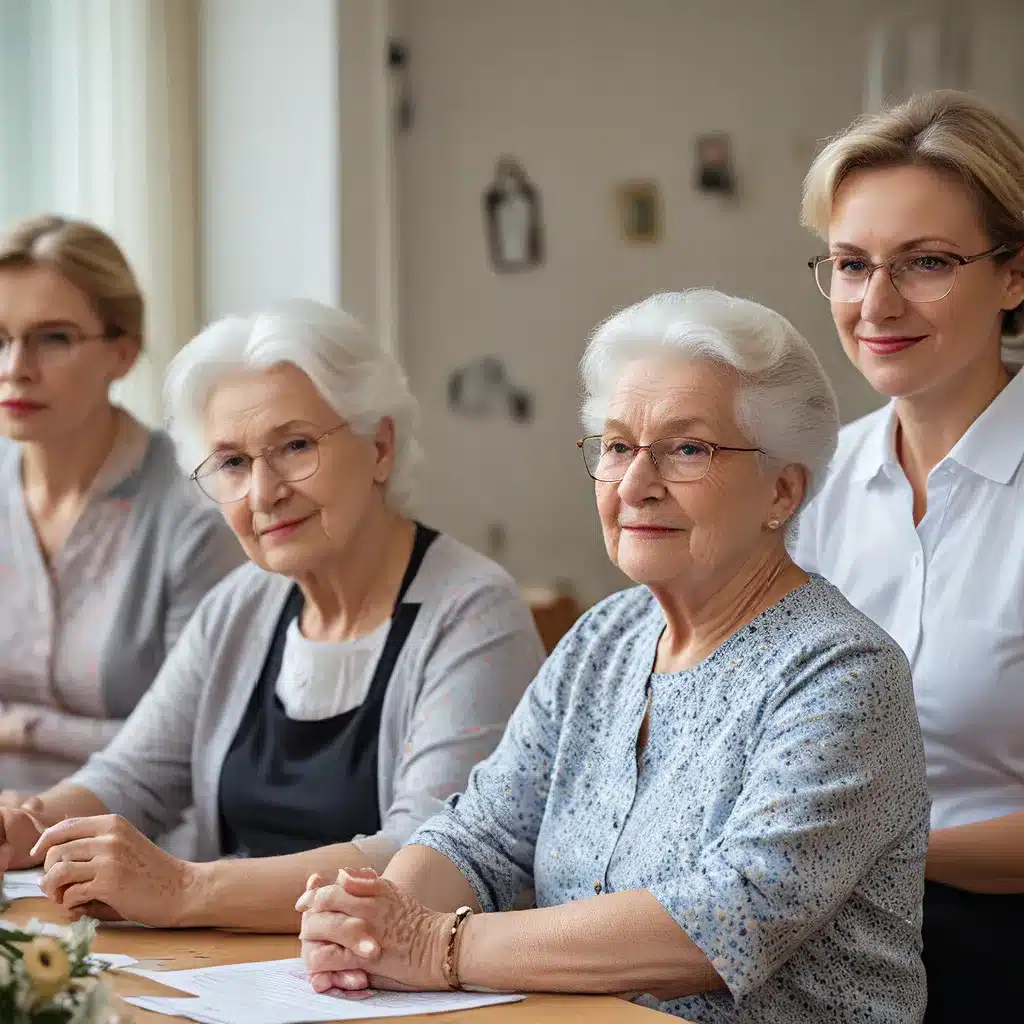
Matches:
[0,0,199,425]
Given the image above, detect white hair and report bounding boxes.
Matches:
[164,298,422,513]
[580,289,839,512]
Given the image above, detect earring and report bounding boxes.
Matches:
[766,519,781,530]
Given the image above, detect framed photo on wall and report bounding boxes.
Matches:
[615,181,662,244]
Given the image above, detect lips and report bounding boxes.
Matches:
[0,399,46,411]
[856,336,925,356]
[259,514,314,537]
[620,524,682,534]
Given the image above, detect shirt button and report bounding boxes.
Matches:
[594,880,602,895]
[912,553,921,566]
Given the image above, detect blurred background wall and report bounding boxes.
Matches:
[2,0,1022,604]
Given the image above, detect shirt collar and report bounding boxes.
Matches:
[850,403,900,484]
[89,409,152,497]
[945,367,1024,484]
[849,368,1024,487]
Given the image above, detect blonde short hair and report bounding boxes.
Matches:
[802,90,1024,334]
[0,214,145,340]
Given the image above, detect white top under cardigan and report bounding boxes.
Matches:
[791,368,1024,830]
[70,532,546,867]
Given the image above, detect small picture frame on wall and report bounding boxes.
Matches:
[615,180,662,244]
[695,133,735,195]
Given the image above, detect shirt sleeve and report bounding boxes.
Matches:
[405,614,579,912]
[67,594,214,839]
[646,640,929,1003]
[352,578,547,872]
[164,504,245,654]
[17,707,120,763]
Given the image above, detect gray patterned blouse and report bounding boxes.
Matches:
[412,575,930,1023]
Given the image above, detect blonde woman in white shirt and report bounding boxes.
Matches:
[794,90,1024,1023]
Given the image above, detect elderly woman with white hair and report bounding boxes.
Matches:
[0,299,545,931]
[296,290,931,1024]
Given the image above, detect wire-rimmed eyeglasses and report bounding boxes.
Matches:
[0,323,122,364]
[191,424,347,504]
[577,435,763,484]
[808,243,1015,304]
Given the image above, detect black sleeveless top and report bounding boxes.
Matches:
[218,523,439,857]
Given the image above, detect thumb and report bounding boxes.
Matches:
[339,867,383,895]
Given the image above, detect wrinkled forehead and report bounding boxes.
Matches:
[603,355,739,436]
[201,364,333,447]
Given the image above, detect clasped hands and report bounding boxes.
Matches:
[0,805,193,927]
[297,868,455,994]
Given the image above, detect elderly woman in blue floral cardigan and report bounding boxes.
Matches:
[298,290,931,1024]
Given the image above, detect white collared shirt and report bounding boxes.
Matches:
[792,369,1024,830]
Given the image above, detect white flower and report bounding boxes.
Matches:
[67,977,110,1024]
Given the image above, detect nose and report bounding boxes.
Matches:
[0,339,38,380]
[858,265,905,322]
[615,447,666,507]
[247,457,289,513]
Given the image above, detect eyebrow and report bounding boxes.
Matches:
[208,420,321,452]
[603,416,714,436]
[0,319,84,333]
[829,237,963,255]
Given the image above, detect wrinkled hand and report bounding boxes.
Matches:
[297,868,452,994]
[34,814,193,927]
[0,804,48,874]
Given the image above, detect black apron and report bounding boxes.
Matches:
[922,879,1024,1023]
[218,523,439,857]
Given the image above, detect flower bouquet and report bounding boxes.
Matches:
[0,917,115,1023]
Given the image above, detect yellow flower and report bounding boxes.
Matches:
[21,936,71,1003]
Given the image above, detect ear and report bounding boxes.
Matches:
[107,333,142,383]
[1000,248,1024,315]
[371,416,397,484]
[765,462,807,533]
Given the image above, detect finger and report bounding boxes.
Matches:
[305,943,364,974]
[300,883,363,916]
[340,871,386,897]
[338,865,378,881]
[43,838,104,872]
[310,969,370,993]
[40,860,97,902]
[56,879,104,912]
[0,842,11,876]
[0,790,23,807]
[68,900,122,922]
[30,817,104,859]
[20,796,43,813]
[306,872,327,892]
[300,912,378,957]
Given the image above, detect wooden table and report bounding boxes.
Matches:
[5,899,673,1023]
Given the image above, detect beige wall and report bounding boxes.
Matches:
[394,0,1023,605]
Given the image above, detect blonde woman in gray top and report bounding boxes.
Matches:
[0,215,243,795]
[0,299,544,934]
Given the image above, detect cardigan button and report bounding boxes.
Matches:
[594,880,602,895]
